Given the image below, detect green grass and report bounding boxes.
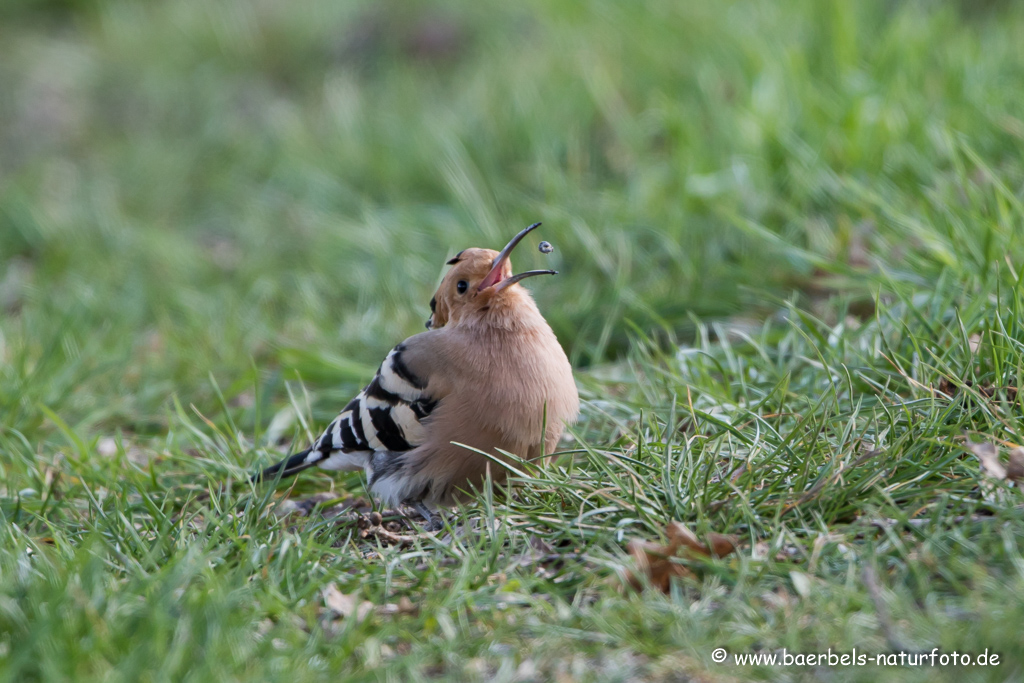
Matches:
[3,0,1024,680]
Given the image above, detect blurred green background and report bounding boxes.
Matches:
[4,1,1024,680]
[3,0,1020,426]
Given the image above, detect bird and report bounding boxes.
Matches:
[255,222,579,529]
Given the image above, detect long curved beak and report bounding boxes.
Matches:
[478,222,558,291]
[491,269,558,292]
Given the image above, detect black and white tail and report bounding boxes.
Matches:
[251,341,438,487]
[252,449,322,483]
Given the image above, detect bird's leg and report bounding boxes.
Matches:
[411,500,444,532]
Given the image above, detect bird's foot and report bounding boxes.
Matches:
[411,501,445,532]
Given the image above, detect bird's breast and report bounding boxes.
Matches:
[446,324,579,446]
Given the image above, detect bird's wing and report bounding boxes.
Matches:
[258,333,449,480]
[319,341,442,455]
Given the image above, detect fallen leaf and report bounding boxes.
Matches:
[323,583,355,615]
[665,522,739,558]
[936,379,1018,401]
[625,521,740,593]
[323,584,373,622]
[966,441,1024,481]
[381,596,417,615]
[707,533,740,558]
[1008,448,1024,481]
[665,521,704,554]
[626,538,694,593]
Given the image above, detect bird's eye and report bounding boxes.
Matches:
[456,280,468,294]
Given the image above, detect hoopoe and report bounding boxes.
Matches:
[255,223,579,529]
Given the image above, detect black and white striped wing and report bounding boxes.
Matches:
[257,343,438,481]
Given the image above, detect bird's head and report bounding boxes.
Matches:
[426,222,557,329]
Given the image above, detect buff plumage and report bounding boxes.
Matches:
[255,223,579,529]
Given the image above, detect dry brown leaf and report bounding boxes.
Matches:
[625,521,740,593]
[665,522,739,558]
[935,379,1018,401]
[968,441,1006,480]
[665,521,704,553]
[707,533,739,558]
[380,596,417,616]
[323,584,372,622]
[323,583,356,615]
[626,538,695,593]
[1008,448,1024,481]
[967,441,1024,482]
